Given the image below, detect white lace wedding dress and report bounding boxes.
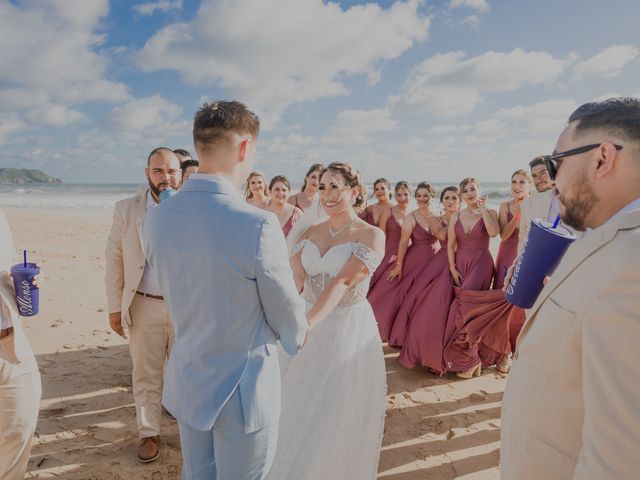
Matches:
[267,240,387,480]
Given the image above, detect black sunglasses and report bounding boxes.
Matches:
[542,143,623,180]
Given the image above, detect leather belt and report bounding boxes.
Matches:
[0,327,14,339]
[136,291,164,301]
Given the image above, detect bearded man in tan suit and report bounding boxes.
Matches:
[0,209,42,480]
[105,147,181,462]
[501,97,640,479]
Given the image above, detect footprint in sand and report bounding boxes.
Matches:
[50,318,65,328]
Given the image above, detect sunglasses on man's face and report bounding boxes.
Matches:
[542,143,623,180]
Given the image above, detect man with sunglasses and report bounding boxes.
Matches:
[501,97,640,479]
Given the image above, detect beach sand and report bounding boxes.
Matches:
[5,207,505,479]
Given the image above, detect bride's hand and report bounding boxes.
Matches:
[386,264,402,281]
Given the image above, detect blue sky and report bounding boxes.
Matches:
[1,0,638,184]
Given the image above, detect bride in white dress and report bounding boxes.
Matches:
[267,162,387,480]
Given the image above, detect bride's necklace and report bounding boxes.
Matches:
[328,217,357,237]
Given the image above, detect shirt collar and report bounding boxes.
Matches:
[145,190,159,210]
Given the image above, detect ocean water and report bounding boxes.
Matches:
[0,182,513,212]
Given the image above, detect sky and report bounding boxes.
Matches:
[1,0,639,184]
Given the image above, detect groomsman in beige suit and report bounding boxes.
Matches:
[501,97,640,479]
[105,147,181,462]
[0,209,42,480]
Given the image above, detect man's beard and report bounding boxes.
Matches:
[557,171,599,231]
[148,178,171,198]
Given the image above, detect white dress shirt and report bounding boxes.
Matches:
[547,190,560,222]
[137,191,164,296]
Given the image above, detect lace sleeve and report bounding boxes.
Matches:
[352,243,382,274]
[290,238,309,258]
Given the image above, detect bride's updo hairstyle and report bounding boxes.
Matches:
[319,162,367,210]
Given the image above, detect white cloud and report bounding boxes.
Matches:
[132,1,184,16]
[390,48,568,117]
[459,14,481,30]
[107,95,182,131]
[325,108,399,143]
[97,95,189,148]
[138,0,430,123]
[0,114,25,143]
[571,45,639,79]
[494,99,577,134]
[26,105,86,128]
[0,0,130,136]
[448,0,490,13]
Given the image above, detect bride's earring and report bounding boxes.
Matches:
[351,197,356,205]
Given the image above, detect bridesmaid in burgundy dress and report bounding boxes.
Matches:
[450,170,534,373]
[288,163,323,212]
[244,171,270,209]
[397,186,460,371]
[494,169,533,289]
[369,182,443,343]
[443,178,500,378]
[359,178,392,227]
[369,181,411,291]
[266,175,303,238]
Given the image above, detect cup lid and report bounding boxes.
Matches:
[533,218,577,239]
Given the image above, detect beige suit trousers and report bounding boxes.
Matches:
[0,349,41,480]
[128,294,174,438]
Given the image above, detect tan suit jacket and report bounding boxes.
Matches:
[518,189,555,255]
[104,189,147,327]
[501,209,640,479]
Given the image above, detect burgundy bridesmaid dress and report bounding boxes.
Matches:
[369,213,402,289]
[359,205,376,226]
[494,205,518,290]
[442,217,496,372]
[369,214,440,343]
[282,211,298,238]
[396,232,453,372]
[293,195,305,212]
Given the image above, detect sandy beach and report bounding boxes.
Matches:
[5,207,505,480]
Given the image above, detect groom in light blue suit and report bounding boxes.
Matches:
[143,101,308,479]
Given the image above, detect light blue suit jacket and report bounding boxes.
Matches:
[142,176,308,432]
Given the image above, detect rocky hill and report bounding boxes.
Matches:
[0,168,62,184]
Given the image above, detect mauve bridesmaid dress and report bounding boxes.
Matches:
[282,213,296,238]
[358,205,376,226]
[396,224,453,372]
[369,213,402,289]
[494,206,518,290]
[442,217,495,372]
[369,213,440,343]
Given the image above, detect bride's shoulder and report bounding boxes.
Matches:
[353,220,384,257]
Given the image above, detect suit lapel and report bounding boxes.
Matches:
[135,190,148,245]
[519,210,640,343]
